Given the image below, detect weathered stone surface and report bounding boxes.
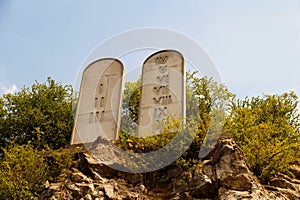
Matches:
[79,151,118,178]
[189,173,215,198]
[40,137,300,200]
[135,183,147,194]
[75,183,95,196]
[138,50,185,136]
[71,58,124,144]
[269,173,300,198]
[202,162,216,182]
[117,171,143,185]
[70,172,92,183]
[275,188,300,200]
[218,188,251,200]
[290,162,300,179]
[209,139,254,191]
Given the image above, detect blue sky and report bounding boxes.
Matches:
[0,0,300,99]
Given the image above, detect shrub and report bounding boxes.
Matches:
[227,92,300,183]
[0,77,75,151]
[117,117,181,153]
[0,139,83,199]
[45,146,83,182]
[0,143,48,199]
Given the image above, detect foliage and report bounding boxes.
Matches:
[186,72,234,125]
[0,98,3,118]
[226,92,300,183]
[182,72,235,168]
[120,78,141,134]
[0,98,4,147]
[0,77,75,150]
[117,117,181,153]
[0,140,82,199]
[118,71,234,169]
[0,73,298,190]
[0,77,78,198]
[45,146,83,182]
[118,72,300,184]
[0,143,48,199]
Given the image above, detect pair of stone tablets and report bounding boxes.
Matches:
[71,50,185,145]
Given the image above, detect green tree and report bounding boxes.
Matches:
[226,92,300,183]
[179,72,235,168]
[0,77,75,150]
[120,78,141,134]
[186,72,234,133]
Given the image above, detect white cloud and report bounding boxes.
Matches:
[0,83,18,95]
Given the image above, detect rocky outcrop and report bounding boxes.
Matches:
[39,168,147,200]
[266,173,300,200]
[40,138,300,200]
[290,162,300,179]
[169,139,277,200]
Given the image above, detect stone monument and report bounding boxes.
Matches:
[71,58,124,144]
[138,50,186,136]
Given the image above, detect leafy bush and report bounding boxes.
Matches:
[117,117,181,153]
[0,142,83,199]
[226,92,300,183]
[120,78,141,134]
[45,146,83,182]
[0,143,48,199]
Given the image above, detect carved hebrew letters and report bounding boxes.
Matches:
[138,50,185,136]
[71,59,124,144]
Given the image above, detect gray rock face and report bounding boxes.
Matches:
[39,138,300,200]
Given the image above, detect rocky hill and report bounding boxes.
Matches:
[40,138,300,200]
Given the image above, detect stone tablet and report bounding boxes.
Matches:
[138,50,185,136]
[71,58,124,144]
